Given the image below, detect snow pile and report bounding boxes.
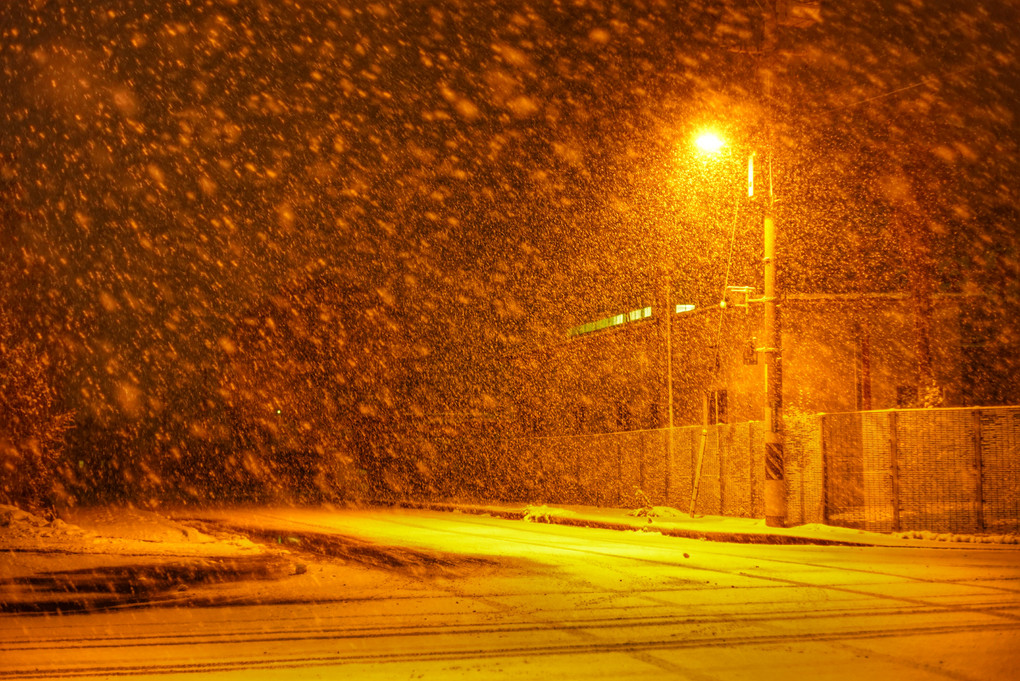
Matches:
[65,506,221,544]
[627,506,688,519]
[894,529,1020,545]
[0,505,297,613]
[0,504,262,556]
[523,505,578,523]
[0,504,87,543]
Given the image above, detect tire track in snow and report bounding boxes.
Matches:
[7,511,1018,679]
[2,620,1019,679]
[4,597,1013,652]
[353,511,1020,621]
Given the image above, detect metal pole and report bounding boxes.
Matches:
[889,411,901,532]
[761,1,786,528]
[664,273,675,503]
[690,427,707,516]
[690,392,710,515]
[763,208,786,526]
[972,410,985,532]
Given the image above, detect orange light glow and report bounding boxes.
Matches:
[694,131,725,155]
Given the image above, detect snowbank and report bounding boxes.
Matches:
[894,529,1020,544]
[523,504,578,523]
[0,504,261,556]
[0,505,296,614]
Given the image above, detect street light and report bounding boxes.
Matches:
[692,131,787,528]
[694,131,726,155]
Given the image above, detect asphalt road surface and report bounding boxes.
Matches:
[3,507,1019,680]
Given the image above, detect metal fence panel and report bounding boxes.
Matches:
[694,427,722,516]
[718,424,749,517]
[896,410,979,533]
[978,409,1020,533]
[821,412,865,528]
[860,412,899,532]
[642,430,669,505]
[818,406,1020,533]
[670,427,698,508]
[481,405,1018,533]
[785,415,825,525]
[617,431,647,506]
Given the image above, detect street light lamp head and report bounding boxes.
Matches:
[694,131,725,155]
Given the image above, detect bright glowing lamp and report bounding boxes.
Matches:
[694,131,725,155]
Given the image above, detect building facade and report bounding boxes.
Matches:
[510,292,1019,437]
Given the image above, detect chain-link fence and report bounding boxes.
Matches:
[493,424,767,516]
[823,407,1020,533]
[480,405,1020,533]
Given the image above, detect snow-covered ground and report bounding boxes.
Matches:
[1,503,259,554]
[0,504,294,614]
[464,501,1020,547]
[3,503,1020,680]
[4,499,1017,615]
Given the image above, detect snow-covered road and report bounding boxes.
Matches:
[3,507,1019,680]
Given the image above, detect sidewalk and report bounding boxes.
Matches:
[396,500,1020,549]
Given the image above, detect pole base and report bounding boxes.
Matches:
[764,478,787,527]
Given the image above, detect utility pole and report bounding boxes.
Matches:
[730,0,818,526]
[762,205,785,526]
[761,1,786,527]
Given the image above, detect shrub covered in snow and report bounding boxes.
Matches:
[0,322,74,511]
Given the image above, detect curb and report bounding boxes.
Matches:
[388,500,885,547]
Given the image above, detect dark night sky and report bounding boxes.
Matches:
[2,1,1018,433]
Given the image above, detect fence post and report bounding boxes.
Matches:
[616,437,623,507]
[718,426,726,514]
[820,414,829,525]
[749,422,758,516]
[666,427,674,504]
[889,412,901,532]
[689,427,708,516]
[972,410,985,532]
[639,433,647,501]
[574,437,583,504]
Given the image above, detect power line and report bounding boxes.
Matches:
[822,60,986,114]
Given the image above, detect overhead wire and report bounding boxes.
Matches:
[820,59,986,114]
[709,186,745,395]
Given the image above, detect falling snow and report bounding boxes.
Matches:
[1,2,1020,675]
